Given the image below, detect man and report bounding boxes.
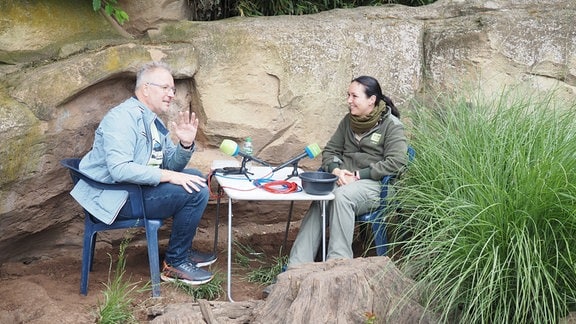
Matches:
[71,61,215,285]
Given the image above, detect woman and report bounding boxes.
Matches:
[288,75,408,265]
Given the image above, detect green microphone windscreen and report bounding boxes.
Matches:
[219,139,239,156]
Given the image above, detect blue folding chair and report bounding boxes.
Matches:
[356,146,415,256]
[61,158,163,297]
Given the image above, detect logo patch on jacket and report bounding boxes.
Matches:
[370,133,381,144]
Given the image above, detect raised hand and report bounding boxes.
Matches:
[172,110,199,147]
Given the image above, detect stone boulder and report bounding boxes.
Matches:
[116,0,192,36]
[0,1,124,65]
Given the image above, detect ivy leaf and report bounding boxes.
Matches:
[114,11,130,24]
[104,4,114,16]
[92,0,101,11]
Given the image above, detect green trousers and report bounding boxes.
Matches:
[288,179,382,266]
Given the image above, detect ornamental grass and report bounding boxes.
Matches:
[392,89,576,323]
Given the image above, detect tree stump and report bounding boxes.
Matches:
[149,300,262,324]
[250,257,437,324]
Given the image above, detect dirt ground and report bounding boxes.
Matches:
[0,200,304,323]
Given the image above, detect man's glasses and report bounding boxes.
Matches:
[147,82,176,95]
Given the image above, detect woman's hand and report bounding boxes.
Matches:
[172,110,199,148]
[332,168,357,186]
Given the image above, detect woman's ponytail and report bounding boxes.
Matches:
[382,94,400,118]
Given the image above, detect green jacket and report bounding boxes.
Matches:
[321,107,408,181]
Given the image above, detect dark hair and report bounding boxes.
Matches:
[352,75,400,118]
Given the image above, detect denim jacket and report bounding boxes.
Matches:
[70,97,194,224]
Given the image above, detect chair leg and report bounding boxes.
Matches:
[145,219,163,297]
[355,223,371,256]
[371,221,388,256]
[89,232,97,272]
[81,229,97,296]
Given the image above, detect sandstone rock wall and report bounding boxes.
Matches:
[0,0,574,262]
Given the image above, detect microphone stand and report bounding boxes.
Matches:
[221,156,253,180]
[272,157,305,180]
[285,161,301,180]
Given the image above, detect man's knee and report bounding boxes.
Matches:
[182,168,204,177]
[188,186,210,209]
[197,186,210,204]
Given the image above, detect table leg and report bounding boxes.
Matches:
[322,200,326,262]
[213,186,221,255]
[227,197,235,302]
[282,201,295,255]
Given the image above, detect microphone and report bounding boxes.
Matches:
[219,139,270,167]
[272,143,322,172]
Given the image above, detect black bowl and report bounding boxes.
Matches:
[299,171,337,195]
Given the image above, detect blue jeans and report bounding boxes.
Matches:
[118,168,210,267]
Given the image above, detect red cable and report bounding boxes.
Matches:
[253,179,300,194]
[207,170,223,200]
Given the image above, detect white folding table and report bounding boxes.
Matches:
[211,160,335,302]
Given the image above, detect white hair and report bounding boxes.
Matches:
[135,61,173,90]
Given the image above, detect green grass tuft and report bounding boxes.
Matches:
[246,254,288,286]
[96,234,143,324]
[234,241,287,286]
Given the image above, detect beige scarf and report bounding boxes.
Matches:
[349,103,385,134]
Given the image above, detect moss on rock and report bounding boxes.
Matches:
[0,0,124,64]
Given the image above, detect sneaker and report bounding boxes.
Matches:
[188,249,217,267]
[262,283,274,299]
[161,261,214,285]
[262,265,286,298]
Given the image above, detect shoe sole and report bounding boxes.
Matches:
[160,273,214,285]
[194,258,217,268]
